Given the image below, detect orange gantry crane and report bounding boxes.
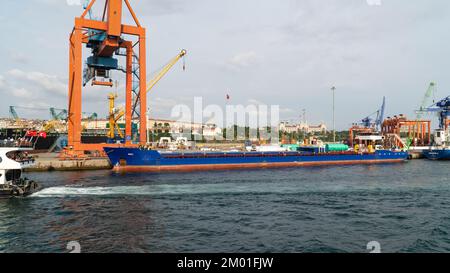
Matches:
[66,0,147,157]
[381,114,431,147]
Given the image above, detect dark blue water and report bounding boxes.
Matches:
[0,160,449,253]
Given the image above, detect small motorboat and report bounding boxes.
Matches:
[0,148,40,198]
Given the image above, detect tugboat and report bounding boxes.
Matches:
[0,148,40,198]
[423,129,450,160]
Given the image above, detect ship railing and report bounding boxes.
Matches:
[0,141,19,148]
[14,157,35,168]
[161,150,364,159]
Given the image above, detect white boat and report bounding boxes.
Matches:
[0,148,39,197]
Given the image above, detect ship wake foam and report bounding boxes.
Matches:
[30,181,414,198]
[30,183,302,198]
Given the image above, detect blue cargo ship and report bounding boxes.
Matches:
[104,147,408,172]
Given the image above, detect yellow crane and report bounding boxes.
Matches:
[107,92,125,139]
[132,49,187,114]
[147,49,186,93]
[108,49,187,140]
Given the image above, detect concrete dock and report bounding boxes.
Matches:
[25,153,112,172]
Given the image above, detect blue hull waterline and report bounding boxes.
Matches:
[423,148,450,160]
[103,147,408,172]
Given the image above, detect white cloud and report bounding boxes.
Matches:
[11,87,33,99]
[228,51,260,69]
[7,69,67,96]
[247,98,265,105]
[148,97,181,115]
[0,69,70,117]
[280,107,296,115]
[11,52,30,64]
[0,75,5,90]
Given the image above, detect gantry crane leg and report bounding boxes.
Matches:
[67,26,84,156]
[138,35,147,144]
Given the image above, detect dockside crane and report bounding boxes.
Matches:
[8,106,24,128]
[359,96,386,131]
[9,106,50,126]
[50,108,68,121]
[50,108,97,121]
[131,49,187,118]
[146,49,186,93]
[405,82,436,149]
[415,82,436,121]
[435,96,450,130]
[418,95,450,130]
[66,0,148,157]
[348,97,386,147]
[110,49,186,141]
[9,106,19,121]
[107,92,125,140]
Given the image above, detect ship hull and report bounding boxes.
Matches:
[423,148,450,160]
[104,147,408,172]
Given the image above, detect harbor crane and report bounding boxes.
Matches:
[8,106,25,128]
[417,95,450,130]
[66,0,148,157]
[405,82,436,149]
[9,106,49,120]
[146,50,186,93]
[9,106,51,126]
[50,108,97,121]
[9,106,19,121]
[417,82,437,116]
[348,97,385,147]
[107,92,125,140]
[49,108,68,121]
[109,49,187,141]
[131,49,187,120]
[360,96,386,131]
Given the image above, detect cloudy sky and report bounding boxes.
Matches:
[0,0,449,129]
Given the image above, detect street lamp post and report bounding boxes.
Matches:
[331,86,336,143]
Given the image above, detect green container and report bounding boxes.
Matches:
[325,143,349,152]
[281,144,299,151]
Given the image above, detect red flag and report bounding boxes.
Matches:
[26,130,37,137]
[38,131,47,138]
